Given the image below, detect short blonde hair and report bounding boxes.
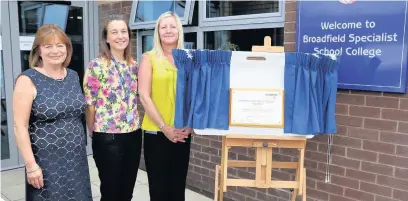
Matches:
[29,24,73,68]
[152,11,184,58]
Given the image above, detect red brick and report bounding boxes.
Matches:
[336,104,349,115]
[394,168,408,180]
[331,175,359,189]
[194,152,210,161]
[316,181,344,196]
[306,141,318,152]
[383,92,408,98]
[201,146,220,156]
[280,148,299,157]
[345,169,376,182]
[284,22,296,32]
[361,162,393,176]
[337,125,348,135]
[377,175,408,191]
[360,182,392,197]
[256,191,277,201]
[344,188,374,201]
[350,106,381,118]
[378,154,408,168]
[306,151,327,163]
[399,98,408,110]
[194,136,210,146]
[375,195,399,201]
[307,188,329,201]
[337,94,365,105]
[285,1,297,12]
[210,140,221,148]
[191,144,202,152]
[347,127,379,141]
[380,131,408,146]
[334,135,362,149]
[347,148,377,162]
[364,119,397,132]
[307,169,326,181]
[285,11,296,22]
[318,144,346,157]
[396,145,408,156]
[272,169,291,181]
[363,140,395,154]
[317,163,346,176]
[329,194,357,201]
[382,109,408,121]
[227,191,246,201]
[366,96,399,109]
[284,32,295,43]
[307,178,317,189]
[397,122,408,133]
[284,43,295,52]
[210,155,221,164]
[393,189,408,201]
[331,155,361,170]
[267,189,290,199]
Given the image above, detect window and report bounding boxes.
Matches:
[204,28,283,51]
[206,1,279,18]
[129,0,195,29]
[142,35,153,54]
[141,32,197,54]
[19,2,70,35]
[184,32,197,49]
[199,0,284,28]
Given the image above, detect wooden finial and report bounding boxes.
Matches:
[264,36,272,47]
[251,36,284,53]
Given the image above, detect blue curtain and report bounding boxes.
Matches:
[172,49,232,130]
[284,52,339,135]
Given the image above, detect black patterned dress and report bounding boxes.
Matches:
[22,68,92,201]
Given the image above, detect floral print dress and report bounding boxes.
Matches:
[83,57,140,133]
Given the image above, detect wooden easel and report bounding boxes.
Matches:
[214,37,307,201]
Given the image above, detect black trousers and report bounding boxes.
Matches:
[144,131,191,201]
[92,129,142,201]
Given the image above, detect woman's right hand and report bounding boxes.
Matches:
[26,164,44,189]
[162,125,185,143]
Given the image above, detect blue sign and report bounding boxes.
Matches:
[296,0,408,93]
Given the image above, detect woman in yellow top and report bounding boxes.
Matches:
[138,11,192,201]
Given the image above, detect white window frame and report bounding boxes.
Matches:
[199,0,285,28]
[129,0,196,30]
[136,27,200,61]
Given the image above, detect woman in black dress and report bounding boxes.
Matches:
[13,24,92,201]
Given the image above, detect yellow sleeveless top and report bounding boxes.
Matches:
[141,51,177,131]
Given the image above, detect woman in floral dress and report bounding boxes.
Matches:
[83,15,141,201]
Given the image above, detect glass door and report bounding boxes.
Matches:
[1,1,21,170]
[2,1,95,170]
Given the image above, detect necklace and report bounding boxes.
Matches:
[43,68,66,81]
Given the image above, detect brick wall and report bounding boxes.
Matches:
[98,1,408,201]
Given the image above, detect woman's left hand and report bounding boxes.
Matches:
[175,127,192,141]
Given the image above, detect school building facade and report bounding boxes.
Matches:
[97,1,408,201]
[1,1,407,201]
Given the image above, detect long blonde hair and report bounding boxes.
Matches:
[152,11,184,58]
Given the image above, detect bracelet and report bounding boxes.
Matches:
[159,123,165,130]
[26,166,41,174]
